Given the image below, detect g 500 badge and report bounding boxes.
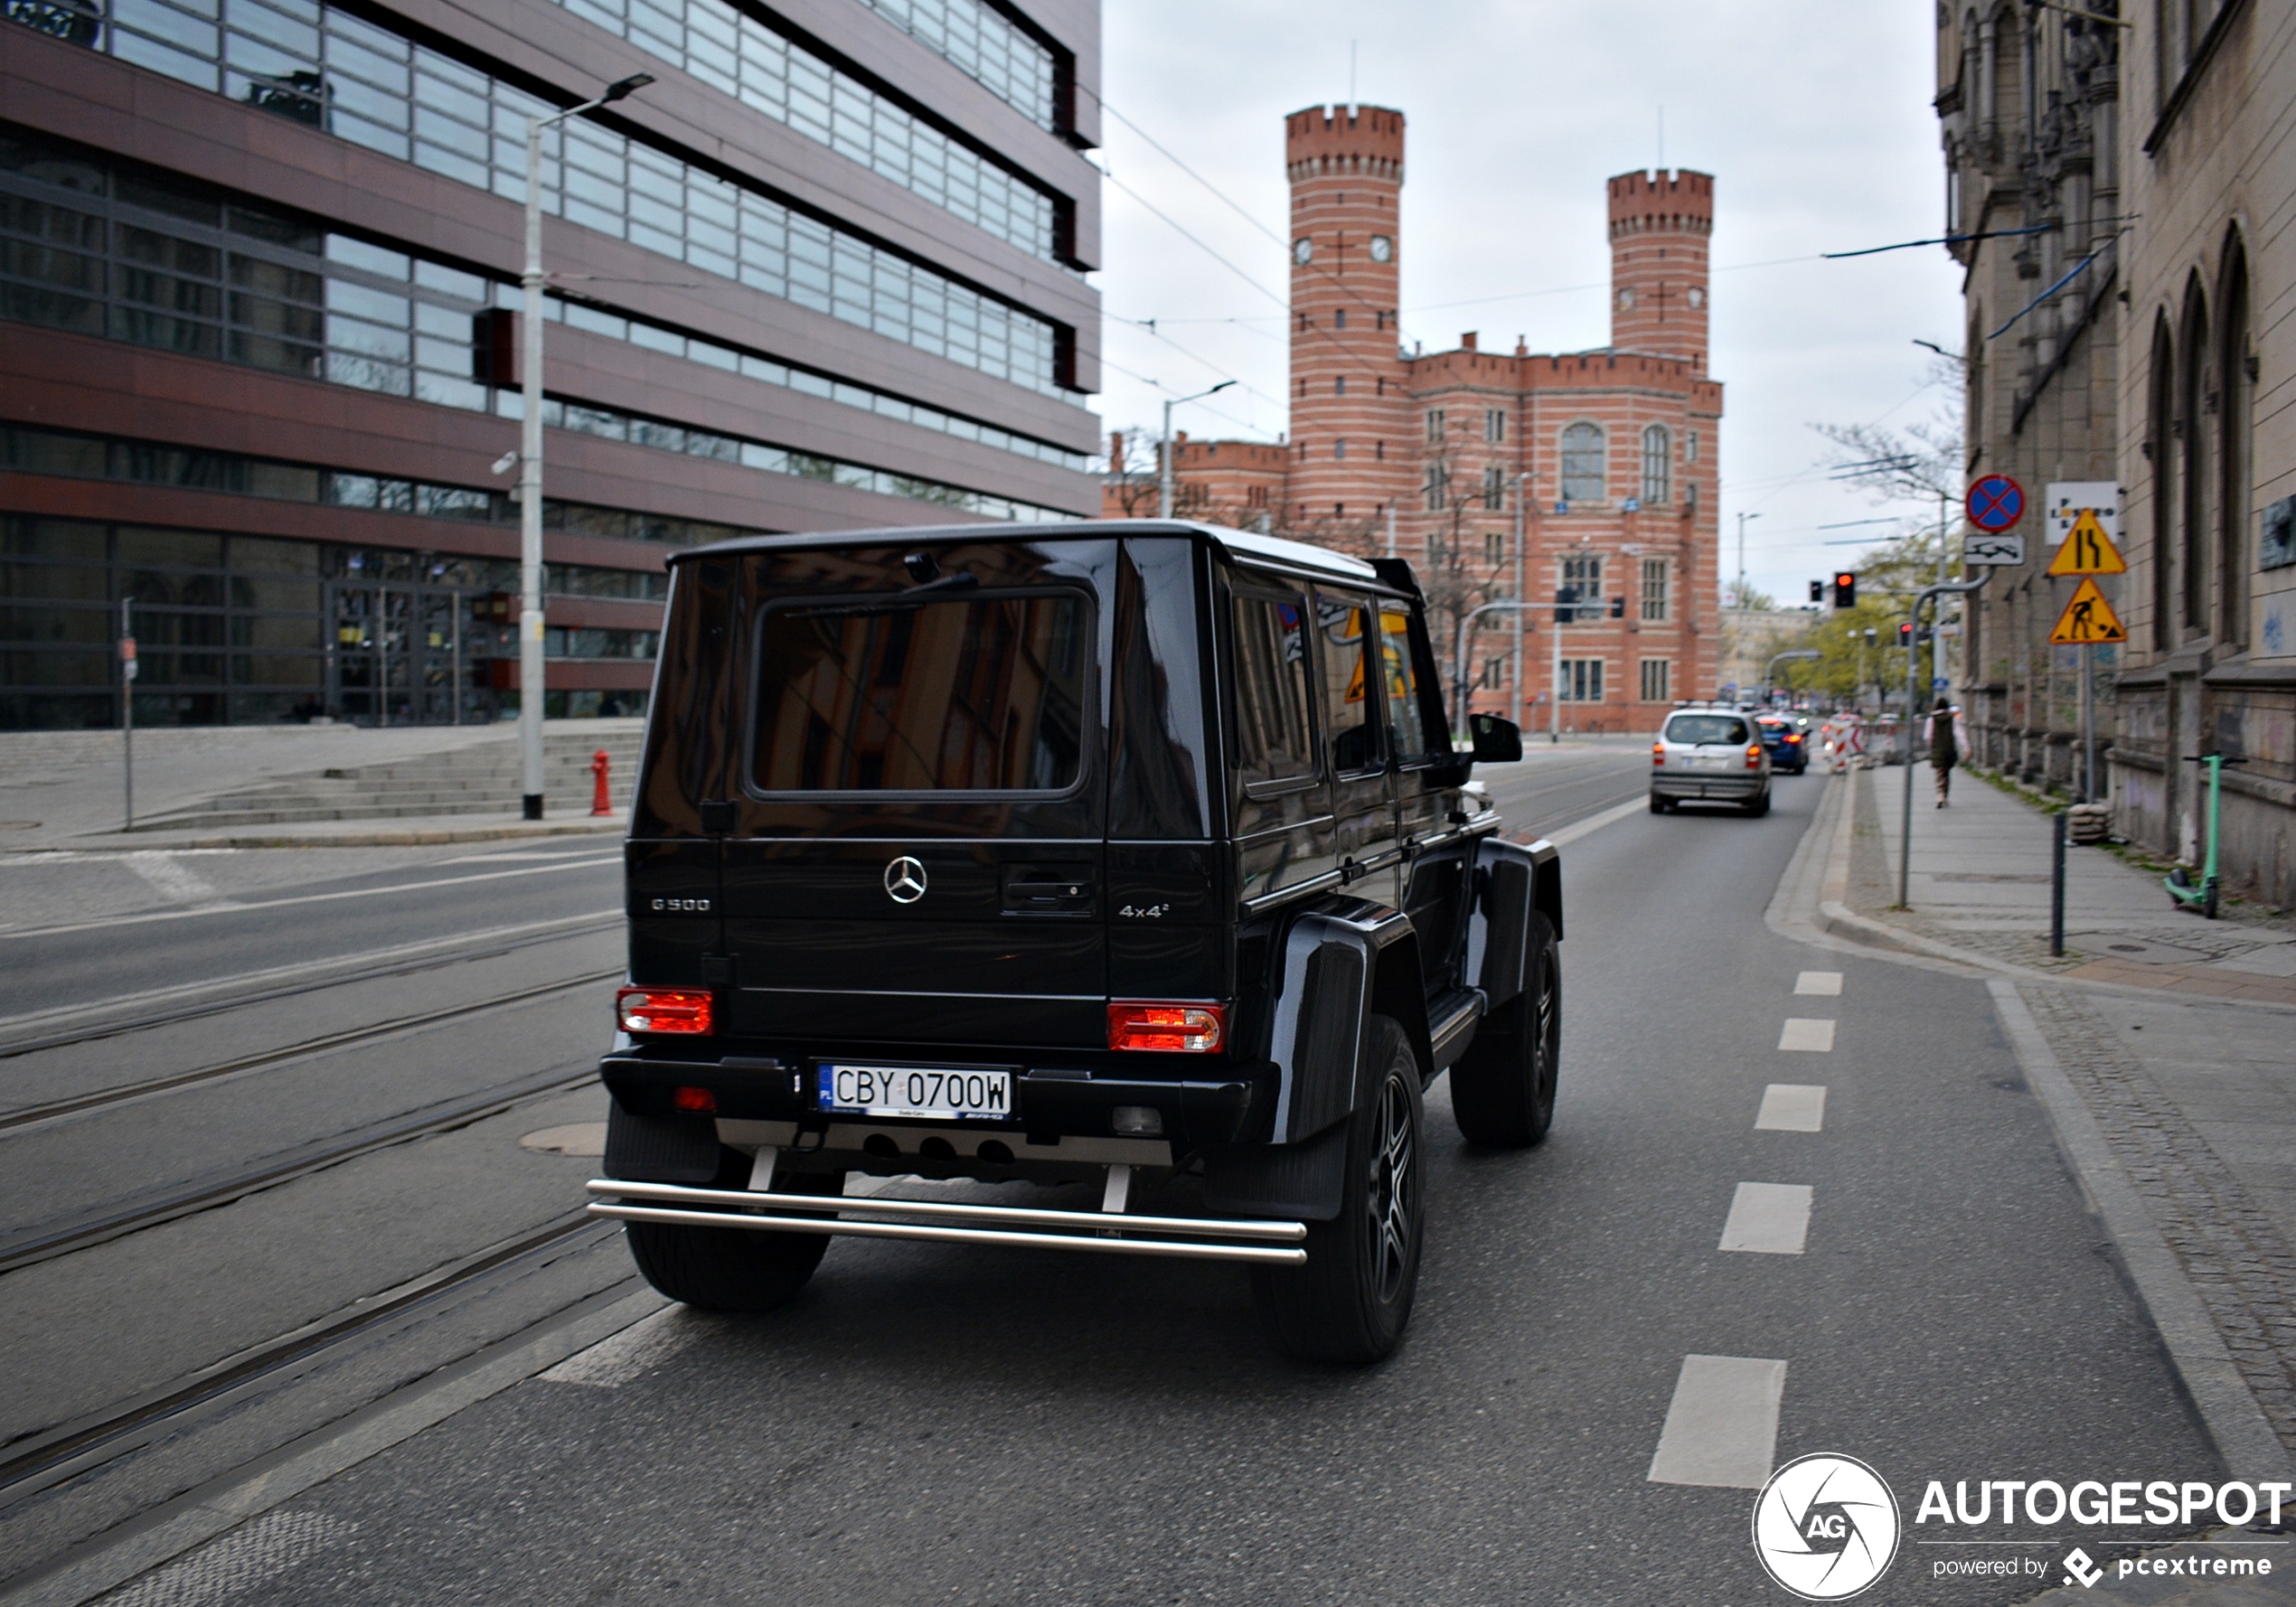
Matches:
[650,897,711,912]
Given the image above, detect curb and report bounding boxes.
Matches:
[68,819,626,851]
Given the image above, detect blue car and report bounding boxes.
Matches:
[1756,715,1811,775]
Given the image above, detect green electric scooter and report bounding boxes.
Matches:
[2166,753,2244,919]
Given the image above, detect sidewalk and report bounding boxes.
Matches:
[0,723,635,850]
[1788,764,2296,1490]
[1835,760,2296,1002]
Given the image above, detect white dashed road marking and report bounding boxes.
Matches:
[1647,1355,1789,1489]
[1755,1085,1828,1132]
[99,1509,355,1607]
[541,1307,704,1387]
[1794,970,1843,995]
[1778,1018,1836,1052]
[1718,1182,1813,1255]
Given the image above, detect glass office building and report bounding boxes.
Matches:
[1,0,1102,726]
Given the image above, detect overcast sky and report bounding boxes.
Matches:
[1085,0,1964,607]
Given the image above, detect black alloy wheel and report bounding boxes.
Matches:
[1254,1015,1426,1365]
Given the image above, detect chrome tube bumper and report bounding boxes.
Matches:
[586,1179,1310,1266]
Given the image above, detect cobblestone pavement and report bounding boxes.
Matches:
[2018,984,2296,1460]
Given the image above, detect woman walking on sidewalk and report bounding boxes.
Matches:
[1923,697,1967,805]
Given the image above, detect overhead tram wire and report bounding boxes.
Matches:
[1087,89,1435,351]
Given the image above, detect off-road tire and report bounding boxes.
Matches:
[1448,912,1560,1147]
[1253,1015,1426,1365]
[1649,793,1671,814]
[625,1151,843,1312]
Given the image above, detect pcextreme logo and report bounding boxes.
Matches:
[1752,1454,1903,1600]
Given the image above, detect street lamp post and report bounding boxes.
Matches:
[518,70,653,821]
[1765,648,1821,702]
[1512,472,1531,728]
[1158,381,1235,520]
[1734,511,1760,607]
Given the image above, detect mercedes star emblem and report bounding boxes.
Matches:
[884,856,927,904]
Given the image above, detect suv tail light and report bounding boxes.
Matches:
[617,986,713,1035]
[1108,1002,1226,1053]
[1651,740,1665,766]
[1746,744,1764,770]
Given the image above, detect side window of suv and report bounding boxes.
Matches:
[1314,591,1382,775]
[1232,590,1318,792]
[1376,606,1433,762]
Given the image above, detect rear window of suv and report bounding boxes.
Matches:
[1665,714,1750,746]
[750,591,1091,792]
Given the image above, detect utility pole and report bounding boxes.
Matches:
[1158,381,1234,520]
[1734,511,1760,607]
[118,595,136,832]
[519,70,653,821]
[1513,472,1531,728]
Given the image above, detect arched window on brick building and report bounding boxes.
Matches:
[1641,425,1671,504]
[1560,422,1605,504]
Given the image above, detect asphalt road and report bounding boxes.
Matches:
[32,755,2214,1606]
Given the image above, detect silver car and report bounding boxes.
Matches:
[1650,707,1771,815]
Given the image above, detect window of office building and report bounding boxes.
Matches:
[0,512,673,728]
[1484,408,1505,443]
[0,5,1068,392]
[5,0,1060,262]
[1641,424,1670,504]
[1558,658,1604,701]
[1641,557,1669,621]
[538,0,1061,260]
[1482,465,1506,510]
[1559,422,1604,504]
[1561,554,1601,610]
[854,0,1059,132]
[1640,658,1670,702]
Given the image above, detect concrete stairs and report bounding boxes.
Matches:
[129,725,648,830]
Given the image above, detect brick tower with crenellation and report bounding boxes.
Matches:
[1607,169,1713,367]
[1108,111,1724,730]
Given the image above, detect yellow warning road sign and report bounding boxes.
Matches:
[2049,578,2127,644]
[2047,508,2128,576]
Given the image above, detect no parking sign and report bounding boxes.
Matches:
[1967,475,2025,533]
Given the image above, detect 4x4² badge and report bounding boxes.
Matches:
[884,856,928,903]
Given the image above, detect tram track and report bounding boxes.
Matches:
[0,1061,600,1278]
[0,1210,615,1505]
[0,967,623,1133]
[0,913,621,1061]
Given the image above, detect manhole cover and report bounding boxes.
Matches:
[520,1123,607,1156]
[2080,937,2212,964]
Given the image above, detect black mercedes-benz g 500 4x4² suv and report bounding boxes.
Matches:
[590,520,1563,1362]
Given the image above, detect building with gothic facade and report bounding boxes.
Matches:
[1938,1,2296,906]
[1106,107,1723,733]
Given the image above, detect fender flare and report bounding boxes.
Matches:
[1261,900,1426,1146]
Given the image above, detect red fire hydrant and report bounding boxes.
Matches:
[589,748,612,816]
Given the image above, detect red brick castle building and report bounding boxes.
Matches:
[1109,107,1724,729]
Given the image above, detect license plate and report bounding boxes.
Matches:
[1692,756,1731,769]
[818,1063,1013,1122]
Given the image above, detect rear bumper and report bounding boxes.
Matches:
[1650,773,1765,800]
[587,1177,1308,1267]
[602,1046,1272,1154]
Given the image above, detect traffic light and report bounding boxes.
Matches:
[1809,579,1824,604]
[1896,621,1913,645]
[1833,571,1857,608]
[1609,596,1626,618]
[1553,587,1575,625]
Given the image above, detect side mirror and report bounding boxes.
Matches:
[1470,713,1523,764]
